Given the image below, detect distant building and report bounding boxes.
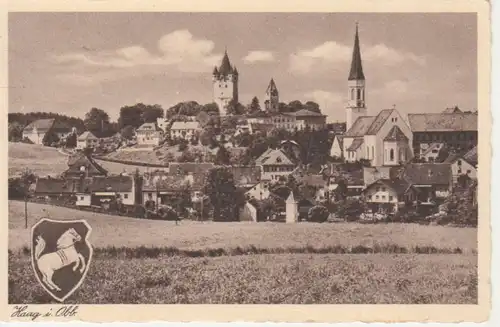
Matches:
[363,178,417,214]
[136,122,163,146]
[212,50,239,116]
[264,78,279,112]
[408,112,478,157]
[246,110,326,132]
[399,163,453,204]
[444,146,478,184]
[90,175,136,206]
[22,119,73,145]
[170,121,201,140]
[255,148,296,182]
[63,152,108,179]
[77,131,99,150]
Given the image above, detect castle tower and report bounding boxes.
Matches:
[346,23,367,131]
[212,50,239,116]
[264,78,279,112]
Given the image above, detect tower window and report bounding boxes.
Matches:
[357,89,361,100]
[351,89,355,100]
[390,149,395,161]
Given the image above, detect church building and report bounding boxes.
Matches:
[264,78,279,112]
[342,24,413,167]
[212,50,239,116]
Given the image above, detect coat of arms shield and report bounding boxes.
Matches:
[30,219,93,302]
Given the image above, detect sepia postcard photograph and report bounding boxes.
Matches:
[2,0,492,323]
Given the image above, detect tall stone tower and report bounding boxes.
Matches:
[264,78,279,112]
[346,23,367,131]
[212,50,239,116]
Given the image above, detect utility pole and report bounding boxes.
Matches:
[24,168,28,229]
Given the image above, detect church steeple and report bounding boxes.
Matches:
[348,23,365,81]
[219,49,233,76]
[265,77,279,112]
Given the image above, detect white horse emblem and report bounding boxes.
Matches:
[31,219,93,302]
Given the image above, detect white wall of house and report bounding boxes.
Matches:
[450,159,477,183]
[23,129,44,145]
[260,165,295,181]
[171,129,199,140]
[76,193,91,206]
[364,185,400,212]
[137,131,162,146]
[246,182,270,200]
[372,111,413,167]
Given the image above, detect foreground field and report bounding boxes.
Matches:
[8,142,68,177]
[9,201,477,254]
[9,253,477,304]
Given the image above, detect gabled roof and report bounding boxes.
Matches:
[78,131,98,141]
[91,175,133,193]
[218,50,235,76]
[284,109,326,117]
[400,163,452,186]
[463,146,478,166]
[364,178,413,196]
[384,125,408,142]
[408,113,478,132]
[321,163,364,186]
[346,137,364,151]
[23,119,55,132]
[137,122,162,132]
[348,24,365,81]
[365,109,394,135]
[255,148,294,166]
[64,153,108,178]
[344,116,375,137]
[35,177,91,194]
[170,121,201,130]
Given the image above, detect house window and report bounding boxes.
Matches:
[382,187,386,192]
[389,196,394,201]
[124,194,128,199]
[382,195,386,200]
[80,196,84,201]
[375,195,379,199]
[376,187,380,192]
[372,146,374,159]
[351,89,355,100]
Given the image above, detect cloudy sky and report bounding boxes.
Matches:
[9,12,476,122]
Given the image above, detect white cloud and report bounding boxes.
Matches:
[242,50,275,63]
[289,41,425,74]
[51,29,222,80]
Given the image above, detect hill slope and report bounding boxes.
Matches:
[8,142,68,177]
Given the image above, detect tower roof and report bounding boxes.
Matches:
[266,78,278,95]
[348,24,365,81]
[213,66,219,75]
[219,50,233,76]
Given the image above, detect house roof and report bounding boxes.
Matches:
[168,162,215,175]
[64,153,108,177]
[90,175,134,193]
[321,163,364,186]
[284,109,326,117]
[400,163,452,186]
[344,116,375,137]
[421,143,442,157]
[384,125,408,142]
[346,137,364,151]
[250,123,274,133]
[363,166,401,186]
[170,121,201,130]
[255,148,294,166]
[137,122,162,132]
[332,135,344,149]
[35,177,91,194]
[365,109,394,135]
[348,24,365,81]
[230,166,261,187]
[78,131,98,141]
[408,113,478,132]
[23,119,56,132]
[364,178,412,196]
[298,174,326,188]
[217,50,236,76]
[463,146,478,166]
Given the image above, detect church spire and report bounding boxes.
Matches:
[219,49,233,76]
[348,23,365,81]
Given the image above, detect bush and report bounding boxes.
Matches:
[336,198,365,221]
[307,205,329,223]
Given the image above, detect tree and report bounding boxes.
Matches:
[201,102,220,115]
[84,107,111,137]
[65,132,77,148]
[304,101,321,113]
[204,167,239,221]
[436,145,450,163]
[141,104,164,123]
[308,205,329,223]
[42,129,60,146]
[288,100,303,112]
[121,125,135,140]
[336,198,365,221]
[165,101,202,119]
[215,146,231,165]
[8,122,24,141]
[248,96,261,114]
[226,99,245,115]
[334,179,348,201]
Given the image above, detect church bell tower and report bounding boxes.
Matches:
[346,23,367,131]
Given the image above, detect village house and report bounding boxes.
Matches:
[170,121,201,140]
[444,146,477,184]
[408,111,477,158]
[399,163,453,205]
[245,181,271,200]
[363,178,417,214]
[230,166,261,189]
[136,122,163,146]
[34,176,89,201]
[63,152,108,179]
[77,131,100,150]
[22,118,74,145]
[89,175,136,207]
[255,148,296,182]
[320,163,365,200]
[156,117,170,132]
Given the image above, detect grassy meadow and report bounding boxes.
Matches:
[8,142,68,177]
